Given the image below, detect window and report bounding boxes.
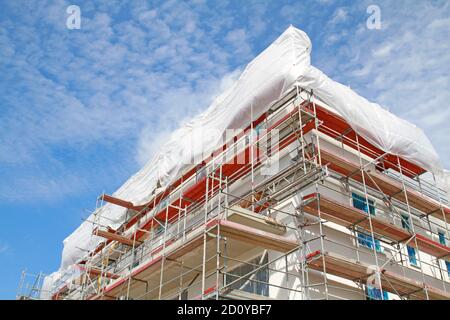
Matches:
[438,231,446,246]
[438,231,450,276]
[352,193,381,252]
[130,247,140,268]
[401,215,411,232]
[407,246,418,267]
[366,286,389,300]
[225,254,269,297]
[358,232,382,252]
[352,192,375,215]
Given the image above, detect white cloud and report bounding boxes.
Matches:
[329,7,349,25]
[372,42,394,58]
[0,0,256,202]
[351,64,372,77]
[1,0,449,206]
[135,67,242,166]
[225,28,252,57]
[426,15,450,31]
[324,0,450,168]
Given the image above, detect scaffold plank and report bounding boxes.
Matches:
[316,144,450,222]
[302,193,450,262]
[307,251,450,300]
[87,215,295,300]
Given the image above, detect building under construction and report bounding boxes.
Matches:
[17,26,450,301]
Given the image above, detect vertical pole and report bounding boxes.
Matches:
[296,86,307,174]
[158,205,170,300]
[315,187,329,299]
[179,260,184,300]
[299,219,306,300]
[432,174,450,248]
[215,220,221,300]
[396,158,430,300]
[310,90,328,299]
[354,134,384,300]
[431,174,449,289]
[126,231,138,300]
[311,92,322,169]
[215,164,224,299]
[17,270,26,300]
[250,101,255,212]
[201,172,210,299]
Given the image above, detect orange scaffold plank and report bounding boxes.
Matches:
[306,250,450,300]
[313,143,450,222]
[302,193,450,261]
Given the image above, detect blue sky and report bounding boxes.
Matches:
[0,0,449,299]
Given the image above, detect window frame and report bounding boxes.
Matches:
[438,230,446,246]
[437,230,450,277]
[406,245,419,267]
[350,191,382,253]
[225,252,270,297]
[366,285,389,300]
[351,191,376,216]
[400,214,412,232]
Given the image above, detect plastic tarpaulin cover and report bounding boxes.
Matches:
[42,26,447,298]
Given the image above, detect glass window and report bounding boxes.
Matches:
[352,192,375,215]
[366,286,389,300]
[438,231,446,245]
[446,261,450,277]
[357,232,382,252]
[225,254,269,296]
[438,232,450,276]
[353,193,381,252]
[401,215,411,232]
[407,246,418,266]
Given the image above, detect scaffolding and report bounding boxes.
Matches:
[22,86,450,300]
[17,271,48,300]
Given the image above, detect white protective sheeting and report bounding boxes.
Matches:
[40,271,58,300]
[296,66,442,174]
[59,25,312,272]
[48,26,446,294]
